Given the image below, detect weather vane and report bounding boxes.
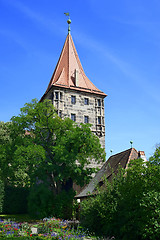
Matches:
[130,140,133,148]
[64,12,71,33]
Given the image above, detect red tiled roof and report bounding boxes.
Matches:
[41,33,107,100]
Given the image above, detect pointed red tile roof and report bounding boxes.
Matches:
[41,33,107,100]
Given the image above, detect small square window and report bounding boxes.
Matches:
[98,116,101,124]
[84,116,89,123]
[71,96,76,104]
[71,114,76,122]
[84,98,89,105]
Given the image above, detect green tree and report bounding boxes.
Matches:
[149,144,160,165]
[0,121,30,186]
[0,121,12,183]
[81,158,160,240]
[1,99,105,217]
[0,121,29,214]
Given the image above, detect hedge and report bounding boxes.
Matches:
[3,186,29,214]
[0,178,4,213]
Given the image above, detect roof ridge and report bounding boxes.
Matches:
[125,148,138,170]
[107,148,132,160]
[128,148,138,161]
[69,34,84,75]
[45,34,69,93]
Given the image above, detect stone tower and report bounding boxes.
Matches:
[41,18,107,168]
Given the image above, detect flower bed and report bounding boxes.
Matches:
[0,217,90,239]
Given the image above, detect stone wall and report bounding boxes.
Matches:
[45,86,106,168]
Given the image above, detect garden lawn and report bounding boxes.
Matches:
[0,214,36,223]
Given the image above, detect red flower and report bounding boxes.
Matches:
[30,234,32,236]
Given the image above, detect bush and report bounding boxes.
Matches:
[3,186,29,214]
[28,183,53,219]
[80,171,123,238]
[28,183,75,219]
[52,188,75,219]
[0,178,4,213]
[81,159,160,240]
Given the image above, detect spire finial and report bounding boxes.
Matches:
[64,12,71,34]
[110,149,113,156]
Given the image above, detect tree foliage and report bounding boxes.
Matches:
[0,121,13,184]
[0,99,105,217]
[149,144,160,165]
[81,156,160,240]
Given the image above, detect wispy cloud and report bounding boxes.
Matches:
[74,31,160,104]
[1,0,65,36]
[2,0,160,105]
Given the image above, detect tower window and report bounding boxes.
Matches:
[55,92,59,100]
[71,96,76,104]
[84,98,89,105]
[98,116,101,124]
[71,114,76,122]
[84,116,89,123]
[60,92,62,100]
[97,99,101,106]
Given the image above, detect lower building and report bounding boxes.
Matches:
[75,148,147,201]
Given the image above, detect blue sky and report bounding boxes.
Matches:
[0,0,160,159]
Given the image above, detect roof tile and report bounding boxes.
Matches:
[43,33,107,98]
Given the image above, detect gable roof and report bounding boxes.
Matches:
[75,148,139,199]
[41,33,107,101]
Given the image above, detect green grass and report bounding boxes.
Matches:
[0,214,38,222]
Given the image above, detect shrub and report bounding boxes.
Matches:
[28,182,75,219]
[28,183,53,219]
[80,172,123,238]
[81,159,160,240]
[52,188,75,219]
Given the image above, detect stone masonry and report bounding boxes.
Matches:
[45,87,105,148]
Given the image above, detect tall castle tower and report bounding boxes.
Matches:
[41,17,107,167]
